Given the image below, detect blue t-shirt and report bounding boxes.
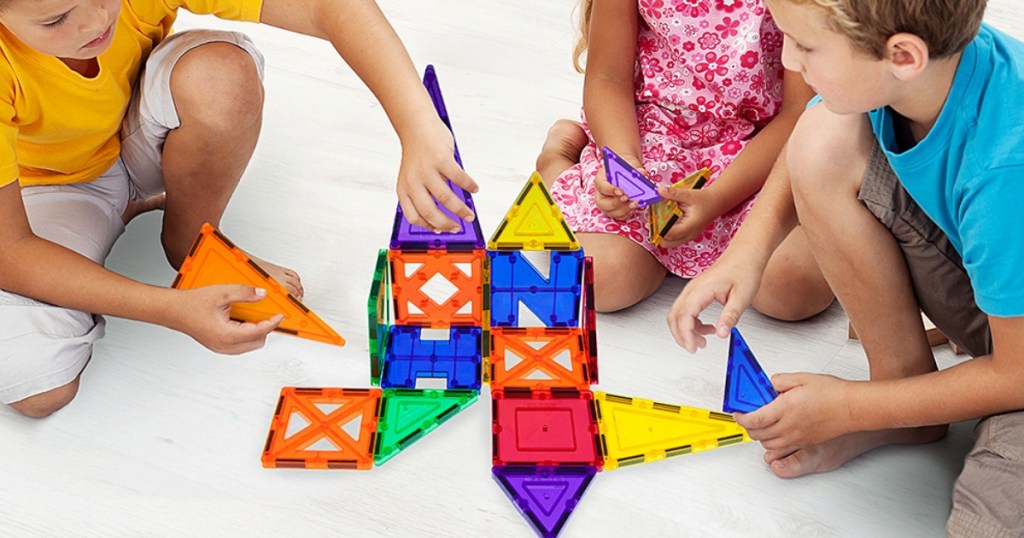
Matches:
[869,24,1024,317]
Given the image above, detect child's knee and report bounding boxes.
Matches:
[0,298,100,412]
[787,105,874,196]
[10,379,80,418]
[536,119,588,172]
[171,42,264,128]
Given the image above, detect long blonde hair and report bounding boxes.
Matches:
[572,0,594,73]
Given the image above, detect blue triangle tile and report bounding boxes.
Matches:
[723,328,778,413]
[601,147,662,207]
[492,465,596,537]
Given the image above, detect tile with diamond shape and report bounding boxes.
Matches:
[389,249,485,327]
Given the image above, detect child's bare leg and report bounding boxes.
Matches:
[10,372,82,418]
[160,43,302,297]
[578,232,667,312]
[753,226,834,321]
[764,107,945,478]
[536,119,588,186]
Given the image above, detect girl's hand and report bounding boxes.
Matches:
[656,186,723,248]
[594,155,642,219]
[395,117,479,233]
[168,285,283,354]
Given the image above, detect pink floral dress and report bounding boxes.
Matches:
[550,0,785,277]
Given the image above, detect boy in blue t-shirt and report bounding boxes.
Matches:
[662,0,1024,534]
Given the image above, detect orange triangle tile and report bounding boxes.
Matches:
[488,172,580,251]
[172,223,345,346]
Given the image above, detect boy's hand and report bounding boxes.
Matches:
[656,187,722,248]
[395,118,479,234]
[734,373,854,449]
[171,285,283,354]
[594,161,640,219]
[666,248,763,352]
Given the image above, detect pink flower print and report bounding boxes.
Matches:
[718,102,738,119]
[638,36,658,55]
[698,31,721,50]
[694,51,730,82]
[721,140,742,156]
[639,82,661,100]
[683,24,699,37]
[716,17,741,38]
[687,96,718,116]
[689,123,721,146]
[714,0,744,13]
[740,50,759,69]
[683,41,696,52]
[640,0,664,17]
[762,31,783,53]
[640,56,665,78]
[749,70,765,92]
[675,0,710,18]
[669,34,682,48]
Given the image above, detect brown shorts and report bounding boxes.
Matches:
[858,144,1024,537]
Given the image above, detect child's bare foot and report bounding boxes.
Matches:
[762,425,948,478]
[249,255,304,300]
[536,119,589,185]
[122,193,166,225]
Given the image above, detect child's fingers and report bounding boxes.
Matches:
[427,176,475,225]
[220,284,271,305]
[444,163,479,195]
[399,187,459,233]
[222,313,284,354]
[657,185,696,204]
[594,174,624,198]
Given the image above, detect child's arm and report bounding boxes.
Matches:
[0,182,282,354]
[666,147,801,352]
[581,0,643,219]
[738,315,1024,450]
[656,70,816,248]
[259,0,477,234]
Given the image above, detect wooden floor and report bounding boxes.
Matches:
[2,2,1021,536]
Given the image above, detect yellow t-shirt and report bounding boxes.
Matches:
[0,0,263,188]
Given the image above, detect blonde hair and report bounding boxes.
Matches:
[772,0,987,59]
[571,0,594,73]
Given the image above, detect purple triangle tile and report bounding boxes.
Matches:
[493,465,597,537]
[423,64,463,167]
[601,146,662,207]
[389,65,483,250]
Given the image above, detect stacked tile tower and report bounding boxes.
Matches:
[484,172,602,537]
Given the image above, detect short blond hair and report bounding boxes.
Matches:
[772,0,987,59]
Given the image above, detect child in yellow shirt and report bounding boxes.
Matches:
[0,0,477,417]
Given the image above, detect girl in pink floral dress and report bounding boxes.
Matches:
[536,0,833,315]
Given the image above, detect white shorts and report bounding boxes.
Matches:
[0,30,265,404]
